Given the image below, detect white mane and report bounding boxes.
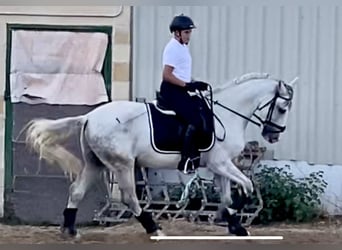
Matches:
[212,72,277,94]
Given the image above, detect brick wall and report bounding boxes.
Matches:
[112,9,131,100]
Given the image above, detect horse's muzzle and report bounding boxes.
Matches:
[262,125,281,143]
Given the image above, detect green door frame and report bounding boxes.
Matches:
[4,24,113,192]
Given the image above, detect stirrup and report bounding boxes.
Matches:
[182,158,195,174]
[183,156,201,174]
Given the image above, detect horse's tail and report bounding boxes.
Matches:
[25,115,87,176]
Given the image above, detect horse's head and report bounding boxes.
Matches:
[258,77,297,143]
[211,73,298,144]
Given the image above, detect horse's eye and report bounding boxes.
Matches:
[278,107,287,114]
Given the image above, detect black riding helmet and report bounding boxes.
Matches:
[169,14,196,33]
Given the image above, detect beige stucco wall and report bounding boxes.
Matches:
[0,6,131,217]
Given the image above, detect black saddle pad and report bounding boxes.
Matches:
[146,103,215,154]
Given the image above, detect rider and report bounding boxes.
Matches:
[159,14,210,174]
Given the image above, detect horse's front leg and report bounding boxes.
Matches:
[214,174,250,236]
[210,159,253,195]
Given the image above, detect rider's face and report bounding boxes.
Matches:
[176,29,192,44]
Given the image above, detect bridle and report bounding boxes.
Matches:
[253,81,293,133]
[202,80,293,141]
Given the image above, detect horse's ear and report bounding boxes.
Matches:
[288,76,299,88]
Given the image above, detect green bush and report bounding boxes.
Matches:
[253,164,328,224]
[165,164,328,224]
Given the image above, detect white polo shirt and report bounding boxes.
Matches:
[162,37,192,82]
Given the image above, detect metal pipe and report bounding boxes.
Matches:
[0,6,124,18]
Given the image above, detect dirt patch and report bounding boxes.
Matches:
[0,218,341,244]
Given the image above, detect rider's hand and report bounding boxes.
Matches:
[186,81,209,91]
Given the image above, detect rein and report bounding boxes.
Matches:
[202,81,293,141]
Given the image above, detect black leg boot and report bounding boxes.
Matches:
[178,124,199,174]
[222,208,249,236]
[135,211,161,234]
[61,208,78,236]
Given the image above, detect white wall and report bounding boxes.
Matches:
[132,2,342,165]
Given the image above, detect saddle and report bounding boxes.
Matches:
[145,93,215,155]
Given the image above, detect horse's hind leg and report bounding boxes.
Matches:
[62,131,104,237]
[62,164,102,237]
[114,162,163,235]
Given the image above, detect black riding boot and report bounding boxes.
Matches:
[178,124,199,174]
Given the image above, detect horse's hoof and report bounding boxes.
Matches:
[149,229,166,241]
[228,225,250,236]
[60,226,81,240]
[150,229,166,236]
[156,229,166,236]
